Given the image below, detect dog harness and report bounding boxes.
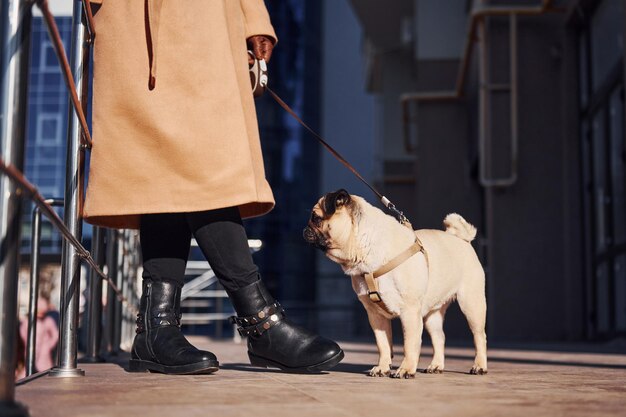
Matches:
[362,236,427,316]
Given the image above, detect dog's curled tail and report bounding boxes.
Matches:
[443,213,477,242]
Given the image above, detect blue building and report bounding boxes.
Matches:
[244,1,324,328]
[21,14,74,256]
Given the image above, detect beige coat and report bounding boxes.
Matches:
[83,0,277,229]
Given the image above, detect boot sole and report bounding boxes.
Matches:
[128,358,219,375]
[248,350,344,373]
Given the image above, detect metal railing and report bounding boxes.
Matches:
[1,2,245,413]
[0,1,139,415]
[25,199,63,377]
[0,1,33,415]
[178,238,262,342]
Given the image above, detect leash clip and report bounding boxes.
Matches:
[381,196,411,227]
[248,51,268,98]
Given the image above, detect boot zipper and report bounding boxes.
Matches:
[145,282,157,360]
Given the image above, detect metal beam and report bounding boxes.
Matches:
[48,0,88,378]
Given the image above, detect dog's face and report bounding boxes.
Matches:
[303,189,357,260]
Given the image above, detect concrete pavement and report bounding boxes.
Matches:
[15,337,626,417]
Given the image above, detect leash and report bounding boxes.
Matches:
[251,59,431,313]
[250,54,412,227]
[268,86,411,227]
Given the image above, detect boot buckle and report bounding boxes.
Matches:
[231,302,285,337]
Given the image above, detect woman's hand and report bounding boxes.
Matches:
[247,35,274,65]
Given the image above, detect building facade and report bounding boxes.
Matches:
[242,0,324,327]
[21,11,74,256]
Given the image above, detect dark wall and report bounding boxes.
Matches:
[413,14,586,342]
[414,100,484,341]
[486,15,584,341]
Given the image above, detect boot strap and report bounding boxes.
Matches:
[230,302,285,337]
[136,312,182,333]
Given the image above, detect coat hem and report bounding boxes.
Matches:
[83,198,275,230]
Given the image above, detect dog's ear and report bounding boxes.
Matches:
[334,189,351,207]
[324,189,351,215]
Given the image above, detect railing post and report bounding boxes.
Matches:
[25,207,42,377]
[49,0,89,378]
[119,232,128,349]
[0,0,32,414]
[122,231,137,349]
[25,199,62,376]
[83,226,105,362]
[104,229,118,355]
[112,232,124,353]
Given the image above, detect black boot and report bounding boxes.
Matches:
[228,280,344,373]
[129,279,219,374]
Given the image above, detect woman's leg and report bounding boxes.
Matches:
[141,212,192,285]
[185,207,258,292]
[187,207,344,373]
[129,213,219,374]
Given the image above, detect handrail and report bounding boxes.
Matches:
[0,159,134,309]
[0,2,33,411]
[25,199,63,377]
[400,0,561,154]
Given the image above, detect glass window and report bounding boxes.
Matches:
[579,32,589,108]
[592,110,608,253]
[38,186,60,199]
[37,146,60,160]
[615,255,626,331]
[610,87,626,245]
[43,72,62,88]
[42,103,61,113]
[36,113,62,145]
[580,0,626,339]
[591,0,624,92]
[39,41,61,73]
[36,177,57,187]
[596,262,610,333]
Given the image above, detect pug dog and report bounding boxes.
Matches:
[303,189,487,378]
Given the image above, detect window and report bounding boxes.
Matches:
[590,0,624,93]
[36,113,62,145]
[579,0,626,338]
[39,41,60,73]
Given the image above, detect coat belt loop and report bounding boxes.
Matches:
[146,0,164,89]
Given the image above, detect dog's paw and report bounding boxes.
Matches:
[391,368,416,379]
[425,364,444,374]
[469,365,488,375]
[368,366,391,377]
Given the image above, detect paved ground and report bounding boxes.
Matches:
[15,337,626,417]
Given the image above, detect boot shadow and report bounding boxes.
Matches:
[221,361,369,375]
[219,363,284,373]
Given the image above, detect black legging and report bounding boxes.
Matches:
[140,207,259,292]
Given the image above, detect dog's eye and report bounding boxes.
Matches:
[311,212,322,225]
